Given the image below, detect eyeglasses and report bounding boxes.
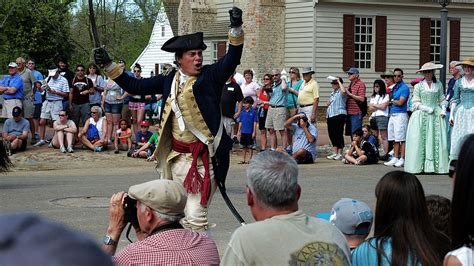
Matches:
[76,69,85,72]
[28,62,35,65]
[58,114,66,117]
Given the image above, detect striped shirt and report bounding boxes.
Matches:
[327,88,347,118]
[46,75,69,101]
[346,79,366,115]
[113,229,220,265]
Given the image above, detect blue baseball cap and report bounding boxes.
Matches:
[347,67,360,74]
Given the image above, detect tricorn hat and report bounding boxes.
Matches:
[161,32,207,53]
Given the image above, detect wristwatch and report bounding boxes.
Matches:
[102,235,117,245]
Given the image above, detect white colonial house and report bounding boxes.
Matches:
[132,12,175,78]
[194,0,474,100]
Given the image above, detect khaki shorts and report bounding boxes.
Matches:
[265,106,287,131]
[1,99,22,118]
[21,97,35,119]
[40,100,63,121]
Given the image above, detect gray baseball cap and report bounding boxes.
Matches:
[329,198,373,235]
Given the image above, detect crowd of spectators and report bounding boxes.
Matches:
[1,56,162,157]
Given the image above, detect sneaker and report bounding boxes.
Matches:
[34,133,40,141]
[326,154,337,160]
[394,158,405,167]
[94,146,103,152]
[334,154,343,160]
[67,146,74,153]
[60,146,66,153]
[379,154,390,162]
[114,150,120,154]
[384,157,399,166]
[33,139,47,147]
[48,142,53,148]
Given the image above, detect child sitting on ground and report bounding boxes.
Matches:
[114,119,132,154]
[237,96,258,164]
[343,128,378,165]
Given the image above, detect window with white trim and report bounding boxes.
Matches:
[354,16,373,69]
[430,19,441,63]
[161,26,165,37]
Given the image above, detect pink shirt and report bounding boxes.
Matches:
[240,81,260,101]
[114,229,220,265]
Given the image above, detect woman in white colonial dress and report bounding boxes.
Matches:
[405,62,449,174]
[449,58,474,161]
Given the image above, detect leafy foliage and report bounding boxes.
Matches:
[0,0,162,74]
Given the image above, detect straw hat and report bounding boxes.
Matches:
[416,62,443,73]
[456,58,474,67]
[301,66,315,75]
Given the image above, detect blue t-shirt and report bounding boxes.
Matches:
[135,130,153,143]
[32,70,43,81]
[0,74,23,100]
[239,107,257,134]
[352,237,421,266]
[390,82,410,113]
[291,123,318,159]
[3,118,30,137]
[269,82,287,106]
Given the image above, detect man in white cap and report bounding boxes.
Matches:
[103,179,219,265]
[0,62,23,118]
[297,67,320,124]
[34,65,70,147]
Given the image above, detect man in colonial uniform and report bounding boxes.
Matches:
[94,7,244,232]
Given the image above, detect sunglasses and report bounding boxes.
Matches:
[394,75,402,77]
[134,70,141,73]
[289,71,295,74]
[59,114,66,117]
[331,82,338,85]
[140,126,148,128]
[90,111,98,114]
[272,74,280,77]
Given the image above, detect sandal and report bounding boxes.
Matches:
[238,161,247,164]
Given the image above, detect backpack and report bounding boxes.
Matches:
[87,124,100,141]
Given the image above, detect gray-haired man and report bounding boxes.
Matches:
[222,151,351,265]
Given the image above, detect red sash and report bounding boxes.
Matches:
[172,138,211,205]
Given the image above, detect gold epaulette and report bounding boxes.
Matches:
[104,62,124,79]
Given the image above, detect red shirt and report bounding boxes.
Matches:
[258,89,270,110]
[113,229,220,265]
[346,79,366,115]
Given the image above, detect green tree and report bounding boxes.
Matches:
[0,0,75,74]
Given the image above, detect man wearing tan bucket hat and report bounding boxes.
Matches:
[449,58,474,160]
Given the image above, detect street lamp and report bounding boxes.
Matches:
[438,0,451,92]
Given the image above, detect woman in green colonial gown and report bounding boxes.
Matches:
[405,62,449,174]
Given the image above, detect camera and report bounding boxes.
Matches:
[123,196,139,227]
